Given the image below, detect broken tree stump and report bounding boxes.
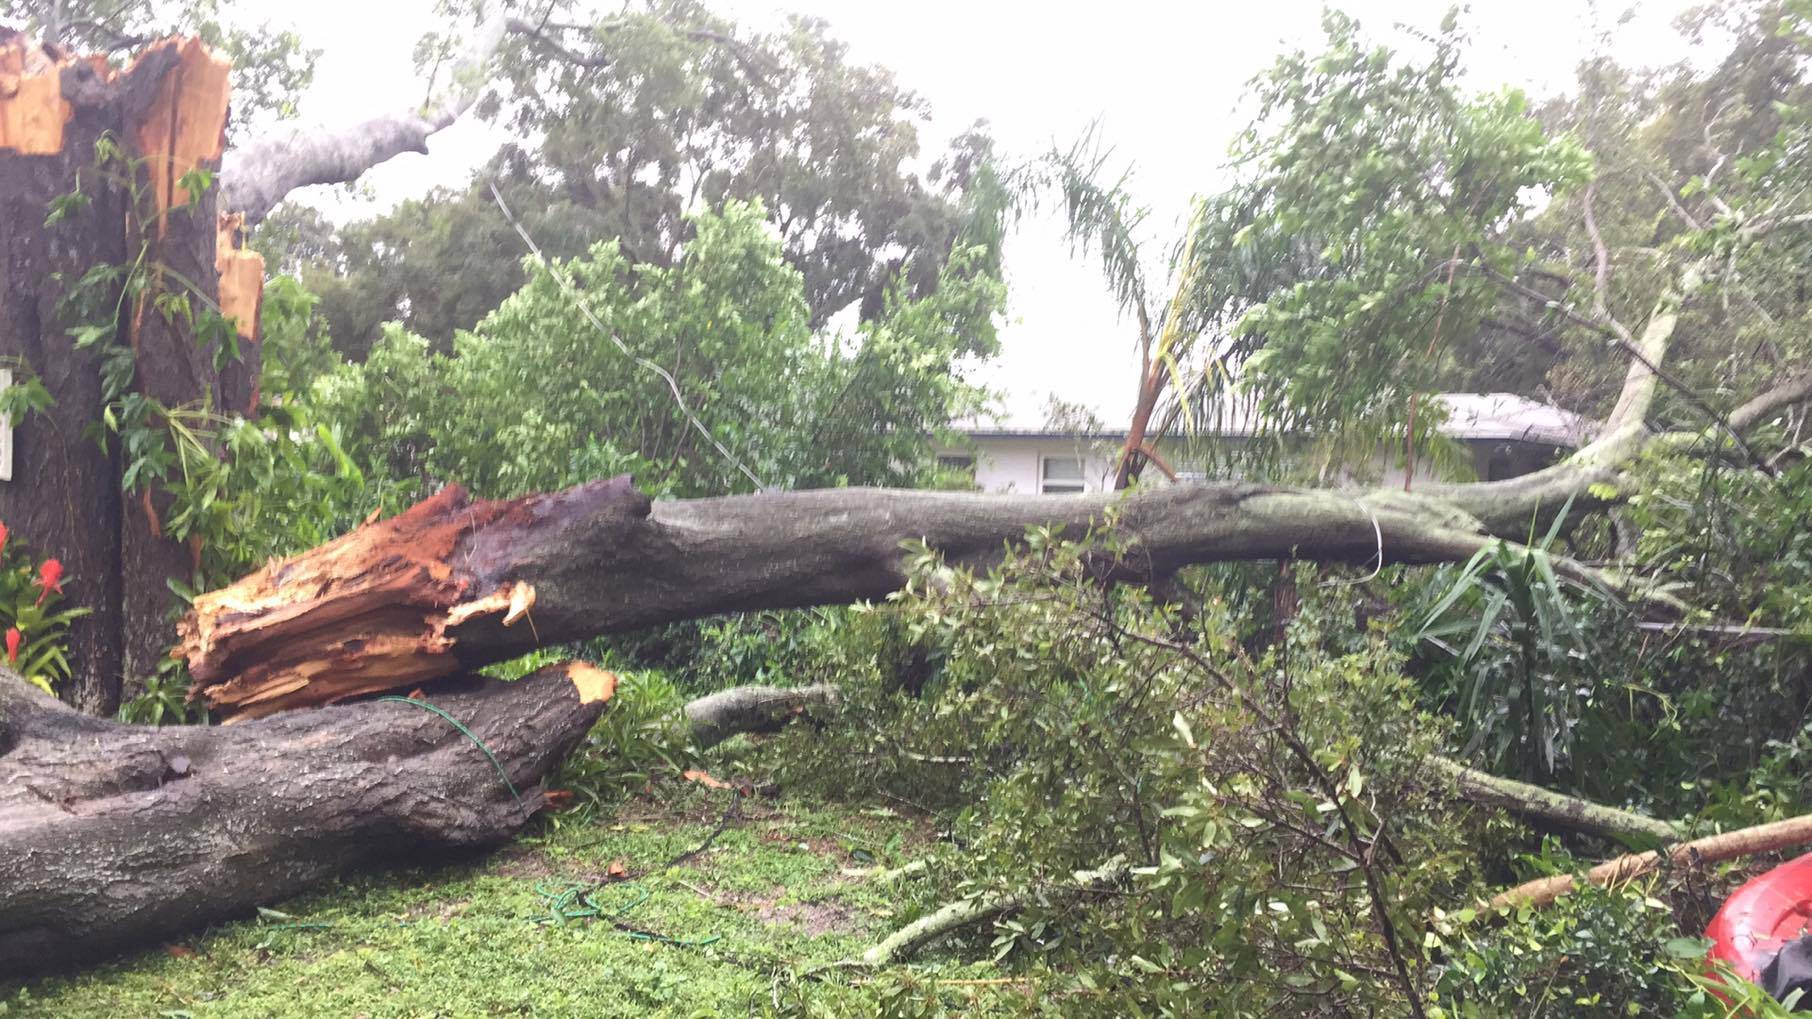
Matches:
[0,660,615,976]
[1,28,265,711]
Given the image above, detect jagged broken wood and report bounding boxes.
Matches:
[0,661,616,977]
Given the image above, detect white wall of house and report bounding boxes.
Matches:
[940,393,1588,495]
[953,436,1120,494]
[940,434,1566,494]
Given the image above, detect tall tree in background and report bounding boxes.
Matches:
[316,196,1006,499]
[1054,4,1812,494]
[269,0,995,360]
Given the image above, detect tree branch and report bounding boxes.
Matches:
[854,857,1129,966]
[1493,812,1812,909]
[177,475,1644,719]
[505,16,609,69]
[685,683,838,749]
[1427,757,1683,844]
[219,13,510,223]
[1729,372,1812,432]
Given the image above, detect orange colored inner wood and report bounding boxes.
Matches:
[0,32,74,154]
[125,36,229,229]
[178,485,543,720]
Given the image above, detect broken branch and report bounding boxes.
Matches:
[1428,757,1684,844]
[1491,813,1812,909]
[856,858,1129,966]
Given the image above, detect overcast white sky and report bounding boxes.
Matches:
[263,0,1706,424]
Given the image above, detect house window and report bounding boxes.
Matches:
[1040,455,1086,494]
[936,454,975,472]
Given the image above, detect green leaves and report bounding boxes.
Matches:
[1432,882,1723,1016]
[1222,13,1588,455]
[320,199,999,501]
[1409,528,1614,785]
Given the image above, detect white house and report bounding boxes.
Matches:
[938,393,1592,495]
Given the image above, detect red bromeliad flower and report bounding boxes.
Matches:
[33,559,63,607]
[4,628,18,665]
[0,520,9,558]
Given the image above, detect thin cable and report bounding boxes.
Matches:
[487,179,767,491]
[1319,493,1384,587]
[533,880,723,947]
[378,695,524,805]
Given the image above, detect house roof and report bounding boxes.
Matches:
[957,392,1593,448]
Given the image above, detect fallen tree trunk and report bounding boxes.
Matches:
[0,662,615,977]
[1492,813,1812,909]
[178,475,1585,718]
[1427,758,1685,844]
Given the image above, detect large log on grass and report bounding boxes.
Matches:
[0,661,615,976]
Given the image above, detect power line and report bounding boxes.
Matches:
[487,179,768,491]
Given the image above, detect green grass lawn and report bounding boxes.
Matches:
[2,791,1038,1018]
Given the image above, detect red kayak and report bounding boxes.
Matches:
[1706,851,1812,993]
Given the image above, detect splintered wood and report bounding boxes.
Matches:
[565,662,618,705]
[0,30,74,154]
[215,212,265,411]
[177,485,541,719]
[215,213,264,343]
[124,36,229,226]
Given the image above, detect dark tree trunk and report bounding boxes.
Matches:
[0,661,614,976]
[0,32,243,712]
[118,129,221,698]
[1,37,134,714]
[177,474,1577,719]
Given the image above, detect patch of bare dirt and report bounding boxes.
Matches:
[706,884,860,936]
[754,898,860,936]
[488,845,559,880]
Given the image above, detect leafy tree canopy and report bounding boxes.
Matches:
[266,0,996,361]
[315,198,1004,499]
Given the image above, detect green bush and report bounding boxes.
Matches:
[1427,878,1794,1018]
[765,531,1494,1016]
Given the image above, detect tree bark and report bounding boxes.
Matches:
[0,32,235,712]
[685,683,837,749]
[218,15,508,224]
[116,38,234,697]
[1426,757,1684,844]
[1492,813,1812,909]
[0,33,127,713]
[856,857,1129,966]
[178,475,1575,718]
[0,660,614,977]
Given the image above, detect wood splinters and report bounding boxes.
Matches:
[444,589,510,627]
[502,581,535,626]
[564,662,618,705]
[445,581,536,628]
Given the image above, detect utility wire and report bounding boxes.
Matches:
[487,179,767,491]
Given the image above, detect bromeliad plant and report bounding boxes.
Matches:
[0,522,88,695]
[1407,505,1625,788]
